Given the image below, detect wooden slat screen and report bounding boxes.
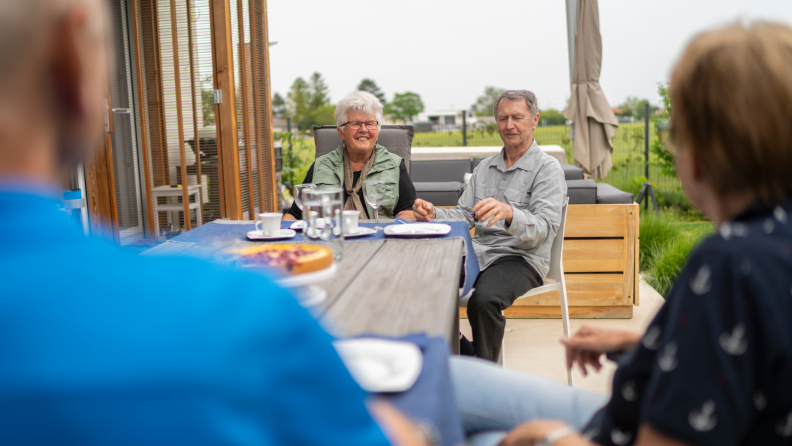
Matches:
[104,0,276,246]
[106,0,222,246]
[229,0,277,218]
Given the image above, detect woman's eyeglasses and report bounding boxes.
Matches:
[341,120,379,130]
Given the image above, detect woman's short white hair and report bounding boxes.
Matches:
[335,91,384,131]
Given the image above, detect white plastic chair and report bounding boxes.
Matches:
[460,197,573,385]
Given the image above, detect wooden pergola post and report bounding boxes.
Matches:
[208,0,243,220]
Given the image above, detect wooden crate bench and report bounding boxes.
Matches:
[460,203,640,319]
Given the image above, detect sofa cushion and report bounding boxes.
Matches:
[561,164,584,180]
[597,183,634,204]
[413,181,462,207]
[411,159,471,183]
[566,179,597,204]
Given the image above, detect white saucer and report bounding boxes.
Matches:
[293,285,327,308]
[246,229,297,240]
[276,263,338,288]
[290,220,325,231]
[342,227,378,238]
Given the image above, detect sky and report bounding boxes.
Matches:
[267,0,792,113]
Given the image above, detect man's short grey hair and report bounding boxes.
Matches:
[493,90,539,117]
[335,91,384,131]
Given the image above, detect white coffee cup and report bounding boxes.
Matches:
[255,212,282,236]
[342,210,359,234]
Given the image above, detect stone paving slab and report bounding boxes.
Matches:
[459,277,665,395]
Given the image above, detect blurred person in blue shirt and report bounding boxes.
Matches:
[0,1,423,444]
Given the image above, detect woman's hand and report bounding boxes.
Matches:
[561,325,641,376]
[498,420,589,446]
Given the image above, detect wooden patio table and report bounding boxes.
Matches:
[314,238,464,352]
[144,220,470,353]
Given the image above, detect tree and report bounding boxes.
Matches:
[538,108,566,126]
[272,92,287,118]
[287,77,310,121]
[308,72,330,111]
[357,78,386,104]
[471,86,505,116]
[385,92,424,124]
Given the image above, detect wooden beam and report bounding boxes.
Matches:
[459,305,634,319]
[236,0,255,219]
[169,0,191,231]
[186,0,204,224]
[258,0,278,211]
[85,131,119,242]
[129,0,156,241]
[248,0,266,212]
[209,0,243,219]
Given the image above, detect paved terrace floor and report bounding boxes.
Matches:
[460,277,665,395]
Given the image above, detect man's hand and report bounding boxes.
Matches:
[413,199,435,222]
[561,325,641,376]
[472,198,513,227]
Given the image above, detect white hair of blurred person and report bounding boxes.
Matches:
[334,91,384,131]
[0,0,108,180]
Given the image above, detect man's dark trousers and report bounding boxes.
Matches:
[467,255,542,362]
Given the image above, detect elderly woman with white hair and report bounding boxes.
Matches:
[283,91,416,221]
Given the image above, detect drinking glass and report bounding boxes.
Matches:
[294,183,315,242]
[363,179,387,231]
[305,188,345,261]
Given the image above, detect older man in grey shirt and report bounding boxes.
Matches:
[414,90,567,362]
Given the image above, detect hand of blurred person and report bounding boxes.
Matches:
[472,198,513,227]
[413,199,435,222]
[560,325,641,376]
[498,420,588,446]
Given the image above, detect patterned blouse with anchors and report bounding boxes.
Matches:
[587,200,792,446]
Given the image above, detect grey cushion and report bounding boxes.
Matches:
[566,179,597,205]
[472,157,488,170]
[596,183,634,204]
[561,164,584,181]
[410,160,472,183]
[313,125,414,173]
[413,181,462,207]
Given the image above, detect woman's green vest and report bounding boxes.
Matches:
[312,144,402,218]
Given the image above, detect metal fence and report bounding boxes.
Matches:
[276,117,681,205]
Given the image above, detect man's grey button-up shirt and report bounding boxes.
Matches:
[435,140,567,279]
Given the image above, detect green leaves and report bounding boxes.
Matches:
[470,86,505,116]
[384,92,424,124]
[356,78,386,105]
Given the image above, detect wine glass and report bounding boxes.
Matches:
[363,179,386,231]
[294,183,315,241]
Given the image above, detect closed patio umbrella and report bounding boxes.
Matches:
[564,0,619,179]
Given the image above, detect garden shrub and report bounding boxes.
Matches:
[645,226,713,298]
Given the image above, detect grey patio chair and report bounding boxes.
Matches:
[312,125,414,173]
[460,197,572,385]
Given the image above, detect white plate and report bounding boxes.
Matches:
[293,285,327,308]
[333,338,423,393]
[384,223,452,237]
[247,229,297,240]
[290,220,325,231]
[276,262,337,288]
[341,227,378,238]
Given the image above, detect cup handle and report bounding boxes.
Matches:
[255,221,262,233]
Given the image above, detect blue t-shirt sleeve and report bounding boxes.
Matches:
[640,246,759,446]
[235,274,392,446]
